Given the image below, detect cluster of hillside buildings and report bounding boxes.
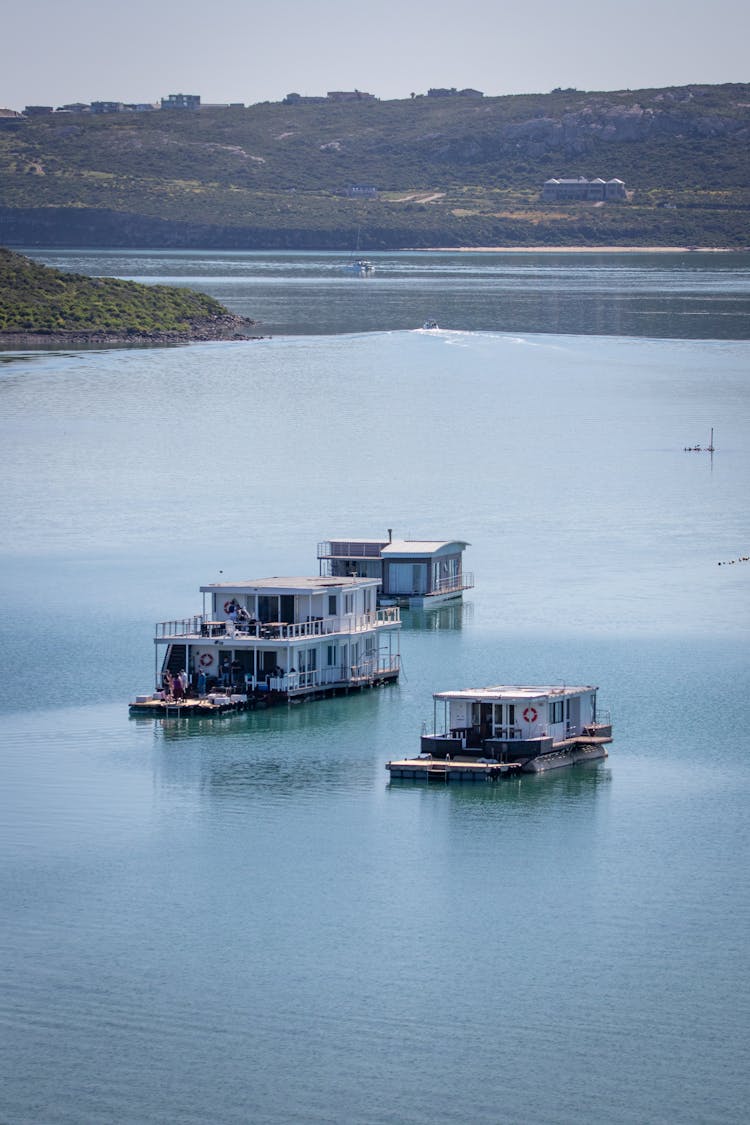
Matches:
[284,88,483,104]
[6,87,486,117]
[14,94,208,116]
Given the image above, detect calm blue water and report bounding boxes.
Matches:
[1,253,749,1124]
[21,247,750,338]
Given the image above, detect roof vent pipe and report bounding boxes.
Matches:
[387,528,392,542]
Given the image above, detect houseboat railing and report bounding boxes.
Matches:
[317,540,385,559]
[431,571,475,594]
[586,709,611,730]
[260,655,400,694]
[432,714,611,742]
[155,607,400,641]
[156,615,207,639]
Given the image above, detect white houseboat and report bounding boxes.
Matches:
[130,575,400,715]
[387,684,612,780]
[317,532,473,607]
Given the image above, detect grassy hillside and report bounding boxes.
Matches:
[1,83,748,248]
[0,247,252,340]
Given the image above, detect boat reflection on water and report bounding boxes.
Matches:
[401,602,472,631]
[144,684,398,797]
[387,757,612,803]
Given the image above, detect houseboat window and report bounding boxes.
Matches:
[344,593,354,614]
[363,588,372,613]
[327,645,337,666]
[550,701,564,724]
[328,595,337,616]
[258,595,276,623]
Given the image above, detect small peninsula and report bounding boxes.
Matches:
[0,248,255,346]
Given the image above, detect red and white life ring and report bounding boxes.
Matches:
[199,652,214,667]
[223,600,235,614]
[523,706,538,723]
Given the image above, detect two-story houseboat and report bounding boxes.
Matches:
[317,532,473,606]
[130,575,400,715]
[387,684,612,780]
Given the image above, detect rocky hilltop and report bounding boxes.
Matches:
[1,83,748,248]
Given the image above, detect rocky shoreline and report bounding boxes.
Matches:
[0,314,262,349]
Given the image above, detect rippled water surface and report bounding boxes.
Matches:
[1,253,749,1124]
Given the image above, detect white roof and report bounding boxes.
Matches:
[381,539,469,557]
[200,576,378,592]
[434,684,597,702]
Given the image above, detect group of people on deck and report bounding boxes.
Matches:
[161,659,253,701]
[162,669,189,701]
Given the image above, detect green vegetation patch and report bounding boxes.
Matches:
[0,247,241,335]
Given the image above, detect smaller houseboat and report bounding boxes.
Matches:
[317,532,473,607]
[387,684,612,781]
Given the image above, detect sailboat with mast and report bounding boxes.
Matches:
[344,228,374,275]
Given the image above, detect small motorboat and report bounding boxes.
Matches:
[345,258,374,275]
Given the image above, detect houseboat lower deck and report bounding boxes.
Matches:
[129,668,399,718]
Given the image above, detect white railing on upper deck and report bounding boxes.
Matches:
[156,615,207,639]
[154,607,400,641]
[317,540,386,559]
[431,571,474,595]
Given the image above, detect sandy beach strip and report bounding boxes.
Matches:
[421,245,739,253]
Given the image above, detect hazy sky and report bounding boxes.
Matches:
[4,0,747,109]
